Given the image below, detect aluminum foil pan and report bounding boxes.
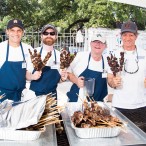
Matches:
[0,126,45,141]
[67,102,123,138]
[71,122,121,138]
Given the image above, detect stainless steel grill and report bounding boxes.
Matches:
[55,117,70,146]
[117,107,146,132]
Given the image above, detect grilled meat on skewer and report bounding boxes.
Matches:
[71,100,123,128]
[29,49,52,71]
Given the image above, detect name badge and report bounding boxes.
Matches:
[51,66,59,69]
[138,56,145,59]
[102,72,107,78]
[51,61,59,69]
[22,62,26,68]
[51,64,59,69]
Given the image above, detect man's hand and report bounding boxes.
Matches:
[31,71,42,80]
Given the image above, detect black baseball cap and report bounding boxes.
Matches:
[121,21,138,34]
[7,19,24,30]
[41,24,57,35]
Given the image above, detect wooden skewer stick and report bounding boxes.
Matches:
[76,93,84,102]
[86,93,93,102]
[33,120,63,129]
[0,93,6,99]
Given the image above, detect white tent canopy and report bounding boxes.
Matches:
[109,0,146,8]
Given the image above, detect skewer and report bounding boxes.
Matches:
[76,93,84,102]
[33,120,62,128]
[71,99,125,129]
[0,93,6,99]
[39,115,60,122]
[21,93,64,131]
[28,49,52,71]
[32,118,62,128]
[86,93,93,102]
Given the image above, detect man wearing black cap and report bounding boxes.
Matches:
[29,24,67,97]
[0,19,41,102]
[108,21,146,114]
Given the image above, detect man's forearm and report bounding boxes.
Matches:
[67,72,78,84]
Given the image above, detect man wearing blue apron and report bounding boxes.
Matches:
[67,34,108,102]
[0,19,35,102]
[29,24,67,97]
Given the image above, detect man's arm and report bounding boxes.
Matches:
[107,73,122,89]
[67,72,84,88]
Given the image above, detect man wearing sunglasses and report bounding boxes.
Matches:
[29,24,67,97]
[107,21,146,121]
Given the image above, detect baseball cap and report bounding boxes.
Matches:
[121,21,138,34]
[41,24,57,35]
[91,34,106,43]
[7,19,24,30]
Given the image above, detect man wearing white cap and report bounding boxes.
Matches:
[67,34,108,102]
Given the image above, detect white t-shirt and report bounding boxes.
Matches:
[68,51,108,76]
[0,40,33,70]
[109,47,146,109]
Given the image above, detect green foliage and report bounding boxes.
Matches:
[0,0,146,31]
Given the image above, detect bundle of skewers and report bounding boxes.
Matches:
[71,97,123,128]
[21,94,64,131]
[28,49,52,71]
[107,52,124,76]
[60,49,77,69]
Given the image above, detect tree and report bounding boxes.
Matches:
[0,0,7,19]
[0,0,146,31]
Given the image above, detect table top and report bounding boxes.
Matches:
[62,102,146,146]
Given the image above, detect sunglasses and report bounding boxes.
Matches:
[43,32,55,36]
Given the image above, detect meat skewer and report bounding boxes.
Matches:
[107,52,124,76]
[71,99,124,128]
[28,49,52,71]
[60,49,77,69]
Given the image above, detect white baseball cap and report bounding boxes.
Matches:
[91,34,106,43]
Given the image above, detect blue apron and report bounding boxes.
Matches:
[30,47,61,97]
[0,42,26,102]
[67,53,107,102]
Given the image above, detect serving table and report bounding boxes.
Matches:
[61,103,146,146]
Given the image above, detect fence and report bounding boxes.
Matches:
[1,28,146,53]
[0,30,85,53]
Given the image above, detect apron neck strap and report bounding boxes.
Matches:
[40,47,57,64]
[6,42,25,61]
[87,53,105,70]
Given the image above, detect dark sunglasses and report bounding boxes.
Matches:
[43,32,55,36]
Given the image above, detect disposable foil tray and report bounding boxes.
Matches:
[71,122,121,138]
[0,127,45,141]
[67,102,123,138]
